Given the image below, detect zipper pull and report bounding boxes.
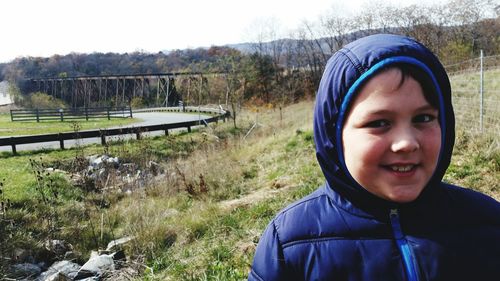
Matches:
[390,208,404,239]
[390,208,398,217]
[389,208,420,281]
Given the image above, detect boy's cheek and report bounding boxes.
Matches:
[422,126,442,151]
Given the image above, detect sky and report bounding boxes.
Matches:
[1,0,450,63]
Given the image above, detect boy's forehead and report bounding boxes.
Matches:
[353,69,411,102]
[348,64,441,111]
[349,74,431,115]
[363,68,404,90]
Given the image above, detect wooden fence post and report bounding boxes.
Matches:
[10,137,16,155]
[59,133,65,149]
[107,107,111,120]
[36,109,40,122]
[85,107,89,121]
[100,130,106,145]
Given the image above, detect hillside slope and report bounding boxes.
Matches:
[0,98,497,280]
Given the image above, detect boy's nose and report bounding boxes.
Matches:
[391,130,419,153]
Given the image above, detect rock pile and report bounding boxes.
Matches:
[8,237,137,281]
[69,154,164,192]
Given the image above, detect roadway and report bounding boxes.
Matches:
[0,111,212,153]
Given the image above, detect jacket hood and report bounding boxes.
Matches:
[313,34,455,210]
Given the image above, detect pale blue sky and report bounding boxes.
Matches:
[1,0,451,63]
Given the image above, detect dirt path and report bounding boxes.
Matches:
[219,182,295,211]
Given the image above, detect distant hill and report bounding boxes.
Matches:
[224,29,383,57]
[224,42,255,54]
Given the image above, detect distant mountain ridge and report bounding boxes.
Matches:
[223,29,385,56]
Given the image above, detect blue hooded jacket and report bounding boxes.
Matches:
[248,34,500,281]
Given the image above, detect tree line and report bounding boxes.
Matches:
[0,0,498,110]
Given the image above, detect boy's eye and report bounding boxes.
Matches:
[413,114,436,123]
[365,119,390,128]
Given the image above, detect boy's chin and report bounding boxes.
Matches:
[367,185,425,203]
[384,190,423,203]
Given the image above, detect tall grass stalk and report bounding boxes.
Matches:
[0,98,497,280]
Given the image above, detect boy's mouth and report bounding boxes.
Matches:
[391,165,414,172]
[384,164,417,172]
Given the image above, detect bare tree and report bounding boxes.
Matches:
[356,5,376,33]
[447,0,494,54]
[372,3,398,34]
[319,12,355,54]
[248,17,286,70]
[291,24,324,86]
[425,3,453,56]
[391,5,429,38]
[301,20,330,67]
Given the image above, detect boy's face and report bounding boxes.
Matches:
[342,68,441,203]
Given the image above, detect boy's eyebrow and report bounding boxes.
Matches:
[416,104,439,112]
[363,105,438,116]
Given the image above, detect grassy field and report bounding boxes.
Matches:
[0,113,139,136]
[1,99,498,280]
[0,101,321,279]
[0,70,498,280]
[446,68,499,196]
[449,68,500,134]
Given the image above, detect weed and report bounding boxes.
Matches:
[0,178,13,276]
[0,99,497,279]
[445,129,499,199]
[242,165,258,179]
[285,138,299,151]
[301,130,314,143]
[29,157,62,237]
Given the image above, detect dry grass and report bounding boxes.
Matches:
[450,68,500,135]
[445,130,499,200]
[91,99,498,280]
[95,101,321,279]
[1,96,497,280]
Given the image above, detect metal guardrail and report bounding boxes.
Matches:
[0,107,229,155]
[10,107,132,122]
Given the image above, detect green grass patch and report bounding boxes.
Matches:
[0,113,139,136]
[444,130,499,197]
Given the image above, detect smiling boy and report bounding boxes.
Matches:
[342,65,441,203]
[248,34,500,281]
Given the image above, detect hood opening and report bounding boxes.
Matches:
[313,34,455,211]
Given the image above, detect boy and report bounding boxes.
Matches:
[248,34,500,281]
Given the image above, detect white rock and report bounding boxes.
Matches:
[11,263,42,278]
[36,260,80,281]
[76,254,114,279]
[106,236,135,251]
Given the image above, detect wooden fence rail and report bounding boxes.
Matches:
[10,107,132,122]
[0,108,229,155]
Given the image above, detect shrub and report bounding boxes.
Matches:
[26,92,67,109]
[130,97,145,109]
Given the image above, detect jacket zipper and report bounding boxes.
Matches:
[390,209,420,281]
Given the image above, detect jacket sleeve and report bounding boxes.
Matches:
[248,220,291,281]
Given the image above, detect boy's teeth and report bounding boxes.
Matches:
[390,165,413,172]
